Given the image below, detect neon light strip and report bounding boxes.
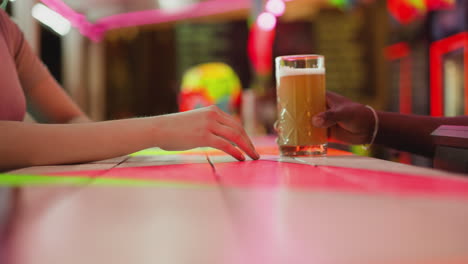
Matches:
[40,0,251,41]
[51,161,468,197]
[430,32,468,116]
[385,42,412,164]
[40,0,94,38]
[466,41,468,115]
[4,161,468,197]
[464,42,468,115]
[385,42,410,59]
[97,0,250,32]
[385,42,412,114]
[0,173,200,187]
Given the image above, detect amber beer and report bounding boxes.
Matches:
[275,55,327,156]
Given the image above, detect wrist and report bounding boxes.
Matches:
[147,115,168,148]
[362,105,379,149]
[67,115,91,123]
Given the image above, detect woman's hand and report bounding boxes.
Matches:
[312,92,375,145]
[153,105,260,161]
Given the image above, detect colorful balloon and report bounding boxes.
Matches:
[179,63,242,114]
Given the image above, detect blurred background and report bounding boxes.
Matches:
[4,0,467,167]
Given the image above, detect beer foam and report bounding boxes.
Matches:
[277,67,325,78]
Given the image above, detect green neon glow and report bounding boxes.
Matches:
[329,0,347,8]
[130,147,215,156]
[0,174,209,188]
[0,174,88,186]
[0,0,8,10]
[350,145,370,156]
[408,0,426,10]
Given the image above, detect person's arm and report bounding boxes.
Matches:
[0,12,259,171]
[27,76,91,123]
[312,92,468,157]
[1,9,89,124]
[1,118,152,171]
[0,106,260,171]
[375,113,468,157]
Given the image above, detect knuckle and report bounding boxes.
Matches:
[207,109,219,119]
[204,119,215,130]
[232,132,242,142]
[208,105,220,114]
[231,119,243,129]
[323,111,332,120]
[207,136,217,146]
[211,138,225,149]
[325,110,337,120]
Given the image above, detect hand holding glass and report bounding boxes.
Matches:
[275,55,327,156]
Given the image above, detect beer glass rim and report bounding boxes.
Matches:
[275,54,324,62]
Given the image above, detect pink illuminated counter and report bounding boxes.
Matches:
[2,137,468,264]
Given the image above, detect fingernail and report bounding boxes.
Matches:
[313,116,324,127]
[254,150,260,160]
[240,154,246,161]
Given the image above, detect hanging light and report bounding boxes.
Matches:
[32,3,71,36]
[256,12,277,31]
[265,0,286,16]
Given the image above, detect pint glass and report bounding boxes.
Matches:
[275,55,327,156]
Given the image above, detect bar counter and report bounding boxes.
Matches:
[2,137,468,264]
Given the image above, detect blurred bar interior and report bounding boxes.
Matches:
[5,0,467,167]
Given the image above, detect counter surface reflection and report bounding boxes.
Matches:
[3,137,468,264]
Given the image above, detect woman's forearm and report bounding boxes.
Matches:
[1,106,261,171]
[0,118,155,170]
[375,112,468,157]
[66,115,92,123]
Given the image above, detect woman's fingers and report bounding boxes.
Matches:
[208,135,245,161]
[312,112,336,128]
[211,122,259,160]
[213,108,260,159]
[312,107,351,128]
[196,105,259,160]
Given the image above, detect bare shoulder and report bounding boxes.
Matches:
[0,9,17,42]
[0,9,8,33]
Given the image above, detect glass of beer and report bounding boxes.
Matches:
[275,55,327,156]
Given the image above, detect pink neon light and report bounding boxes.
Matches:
[40,0,97,39]
[399,57,412,115]
[52,161,468,198]
[385,42,409,59]
[430,32,468,116]
[265,0,286,16]
[385,42,412,165]
[40,0,251,41]
[385,42,412,114]
[256,12,277,31]
[248,21,276,75]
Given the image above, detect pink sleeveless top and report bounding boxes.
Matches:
[0,10,49,121]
